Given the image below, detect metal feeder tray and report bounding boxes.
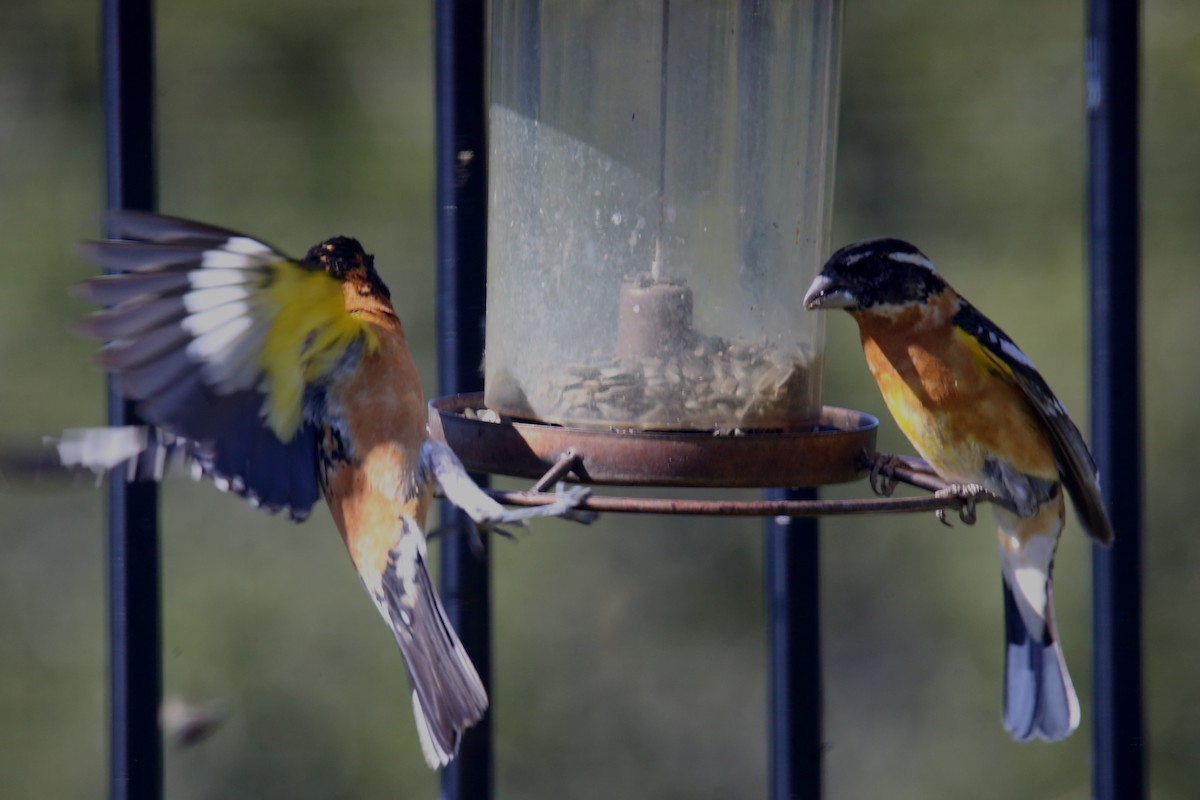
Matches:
[429,393,1004,521]
[429,393,878,488]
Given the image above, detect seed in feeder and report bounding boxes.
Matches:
[681,362,703,383]
[567,363,601,380]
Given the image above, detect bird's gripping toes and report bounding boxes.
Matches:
[804,238,1113,743]
[62,212,590,768]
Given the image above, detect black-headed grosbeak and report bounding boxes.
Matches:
[804,239,1113,742]
[61,212,586,768]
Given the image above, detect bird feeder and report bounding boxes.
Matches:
[485,0,841,434]
[433,0,884,490]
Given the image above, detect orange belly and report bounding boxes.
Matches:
[859,323,1057,486]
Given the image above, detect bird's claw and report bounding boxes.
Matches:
[933,483,988,526]
[429,482,594,557]
[465,483,596,543]
[546,483,597,525]
[486,482,595,527]
[867,452,903,497]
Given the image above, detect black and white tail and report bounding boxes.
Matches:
[1001,578,1080,741]
[377,519,488,768]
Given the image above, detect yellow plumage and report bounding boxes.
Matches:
[258,262,379,440]
[804,236,1113,742]
[857,307,1059,489]
[68,212,594,767]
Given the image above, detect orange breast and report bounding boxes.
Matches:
[321,311,432,589]
[854,308,1057,486]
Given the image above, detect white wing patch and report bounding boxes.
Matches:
[182,300,252,338]
[168,245,279,395]
[186,314,254,362]
[201,319,268,389]
[187,268,255,290]
[56,426,149,476]
[183,284,252,313]
[995,334,1038,372]
[223,235,275,256]
[200,248,270,269]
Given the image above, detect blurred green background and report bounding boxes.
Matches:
[1,1,1196,798]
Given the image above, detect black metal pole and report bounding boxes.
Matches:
[101,0,161,799]
[433,1,492,797]
[765,487,822,800]
[1087,1,1145,798]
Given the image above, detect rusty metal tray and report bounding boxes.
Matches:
[428,393,877,488]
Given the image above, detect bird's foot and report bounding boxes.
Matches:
[866,451,904,497]
[430,484,594,557]
[455,484,596,541]
[933,482,989,526]
[549,483,597,525]
[488,483,595,527]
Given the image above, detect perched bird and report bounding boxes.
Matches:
[63,212,589,768]
[804,239,1113,742]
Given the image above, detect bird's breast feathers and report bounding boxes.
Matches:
[858,319,1058,488]
[318,314,431,570]
[325,314,426,457]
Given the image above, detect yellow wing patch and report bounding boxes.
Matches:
[258,262,379,439]
[952,325,1016,382]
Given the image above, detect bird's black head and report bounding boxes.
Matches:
[306,236,391,300]
[804,238,945,312]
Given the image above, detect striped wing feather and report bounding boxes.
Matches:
[953,302,1114,545]
[76,212,357,520]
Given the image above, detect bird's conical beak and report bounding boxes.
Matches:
[803,274,855,310]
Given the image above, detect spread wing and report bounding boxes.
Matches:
[73,211,374,519]
[57,419,321,521]
[953,301,1114,545]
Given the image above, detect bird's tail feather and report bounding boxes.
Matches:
[1001,579,1080,742]
[379,539,488,769]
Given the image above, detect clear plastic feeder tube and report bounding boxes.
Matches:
[486,0,843,431]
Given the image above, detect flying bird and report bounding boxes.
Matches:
[63,212,589,767]
[804,238,1113,742]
